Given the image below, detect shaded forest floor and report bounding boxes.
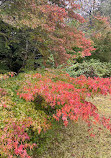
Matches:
[37,95,111,158]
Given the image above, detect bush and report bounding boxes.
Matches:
[65,59,111,78]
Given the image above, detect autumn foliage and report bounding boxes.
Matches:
[0,70,111,157]
[1,0,96,67]
[17,71,111,131]
[0,118,36,158]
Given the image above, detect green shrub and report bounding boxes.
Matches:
[65,59,111,78]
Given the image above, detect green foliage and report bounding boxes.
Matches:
[45,54,55,68]
[0,60,10,73]
[0,20,25,72]
[65,59,111,78]
[0,20,47,73]
[84,15,111,63]
[91,31,111,62]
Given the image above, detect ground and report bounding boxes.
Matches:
[37,95,111,158]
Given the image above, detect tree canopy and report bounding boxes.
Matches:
[0,0,96,69]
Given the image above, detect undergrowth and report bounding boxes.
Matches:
[0,69,111,157]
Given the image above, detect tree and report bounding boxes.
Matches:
[71,0,100,28]
[0,19,23,73]
[0,0,95,68]
[98,0,111,20]
[90,16,111,62]
[0,19,33,72]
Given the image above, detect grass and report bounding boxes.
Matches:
[37,95,111,158]
[87,95,111,117]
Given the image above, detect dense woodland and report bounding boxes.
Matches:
[0,0,111,157]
